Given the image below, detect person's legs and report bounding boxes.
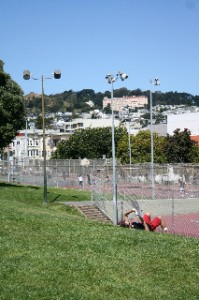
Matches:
[151,216,168,232]
[143,212,151,224]
[144,212,168,232]
[143,212,152,230]
[150,217,161,231]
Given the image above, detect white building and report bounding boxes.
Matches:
[10,129,70,161]
[63,118,120,133]
[167,112,199,136]
[11,110,199,162]
[9,118,121,161]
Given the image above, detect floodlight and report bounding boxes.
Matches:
[23,70,30,80]
[54,70,61,79]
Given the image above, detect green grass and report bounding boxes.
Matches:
[0,183,199,300]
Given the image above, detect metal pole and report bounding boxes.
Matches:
[128,108,132,177]
[150,89,155,199]
[111,82,118,225]
[7,146,10,182]
[25,119,28,162]
[42,75,47,204]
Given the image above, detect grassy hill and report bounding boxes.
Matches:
[0,183,199,299]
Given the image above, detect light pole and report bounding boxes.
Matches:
[105,71,128,225]
[123,105,132,178]
[127,106,132,171]
[23,70,61,204]
[25,118,28,161]
[149,78,160,199]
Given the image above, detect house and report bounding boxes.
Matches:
[10,129,70,161]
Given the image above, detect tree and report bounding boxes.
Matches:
[116,134,130,164]
[117,130,167,164]
[165,128,197,163]
[0,60,25,151]
[24,85,199,115]
[52,126,127,159]
[103,103,111,114]
[190,144,199,163]
[34,115,54,129]
[113,88,129,98]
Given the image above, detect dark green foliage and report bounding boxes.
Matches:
[165,128,197,163]
[52,126,127,159]
[151,91,194,106]
[103,103,112,114]
[0,60,25,150]
[117,129,197,165]
[34,115,54,129]
[53,126,198,164]
[112,87,129,97]
[117,130,167,164]
[24,87,199,115]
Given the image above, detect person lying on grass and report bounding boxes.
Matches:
[118,208,168,232]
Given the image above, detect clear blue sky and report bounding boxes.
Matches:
[1,0,199,96]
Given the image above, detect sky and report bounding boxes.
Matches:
[1,0,199,96]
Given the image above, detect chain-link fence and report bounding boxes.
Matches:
[92,163,199,238]
[0,158,110,188]
[0,159,198,238]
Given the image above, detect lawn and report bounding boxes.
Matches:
[0,183,199,300]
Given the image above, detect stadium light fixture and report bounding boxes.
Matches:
[150,78,160,199]
[23,70,61,204]
[127,106,132,175]
[105,71,128,225]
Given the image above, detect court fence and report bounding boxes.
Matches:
[0,158,199,238]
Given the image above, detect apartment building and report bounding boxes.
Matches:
[10,129,70,161]
[63,118,120,133]
[103,95,148,111]
[9,118,121,161]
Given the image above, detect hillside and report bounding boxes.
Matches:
[24,88,199,115]
[1,183,199,299]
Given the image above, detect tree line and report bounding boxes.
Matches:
[1,58,199,164]
[25,87,199,115]
[52,127,199,164]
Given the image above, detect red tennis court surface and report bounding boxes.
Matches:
[161,212,199,238]
[64,184,199,238]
